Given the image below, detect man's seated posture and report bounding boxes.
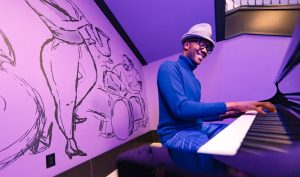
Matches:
[157,23,276,152]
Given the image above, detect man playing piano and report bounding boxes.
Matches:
[157,23,277,152]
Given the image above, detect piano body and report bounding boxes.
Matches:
[197,18,300,176]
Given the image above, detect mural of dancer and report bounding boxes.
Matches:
[0,29,52,170]
[25,0,111,159]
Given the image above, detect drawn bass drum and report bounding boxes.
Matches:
[111,95,146,140]
[129,96,145,122]
[0,71,47,170]
[111,99,134,140]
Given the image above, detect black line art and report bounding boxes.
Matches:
[0,29,52,170]
[25,0,148,159]
[82,54,148,140]
[25,0,113,159]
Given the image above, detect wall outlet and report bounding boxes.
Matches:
[46,153,56,168]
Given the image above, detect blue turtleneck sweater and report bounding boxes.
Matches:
[157,55,227,143]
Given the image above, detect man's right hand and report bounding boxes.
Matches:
[225,101,276,114]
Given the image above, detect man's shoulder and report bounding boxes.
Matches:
[157,60,181,78]
[159,60,178,70]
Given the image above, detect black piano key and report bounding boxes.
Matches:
[244,136,292,144]
[255,115,280,118]
[255,117,281,120]
[250,126,299,132]
[255,114,300,123]
[253,119,298,124]
[256,113,280,117]
[254,117,285,120]
[246,131,296,140]
[241,140,290,153]
[250,126,293,133]
[249,127,300,137]
[253,120,300,126]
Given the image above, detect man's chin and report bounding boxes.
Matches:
[192,57,202,65]
[196,58,203,65]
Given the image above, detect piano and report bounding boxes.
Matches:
[197,18,300,176]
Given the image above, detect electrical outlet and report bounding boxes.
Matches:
[46,153,56,168]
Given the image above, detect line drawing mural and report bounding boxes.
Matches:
[25,0,112,159]
[102,54,148,139]
[0,29,52,170]
[25,0,148,160]
[81,54,149,140]
[0,0,149,174]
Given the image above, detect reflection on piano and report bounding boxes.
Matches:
[197,17,300,176]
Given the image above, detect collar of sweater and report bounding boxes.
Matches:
[178,55,197,71]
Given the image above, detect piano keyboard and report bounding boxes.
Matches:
[197,107,300,156]
[238,108,300,155]
[197,111,257,156]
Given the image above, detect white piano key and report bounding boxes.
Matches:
[197,111,257,156]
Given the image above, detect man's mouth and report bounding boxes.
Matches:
[197,51,204,61]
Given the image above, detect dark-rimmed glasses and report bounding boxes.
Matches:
[189,39,213,54]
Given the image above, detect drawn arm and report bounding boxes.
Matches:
[25,0,89,31]
[132,69,142,92]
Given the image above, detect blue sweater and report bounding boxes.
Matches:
[157,55,227,143]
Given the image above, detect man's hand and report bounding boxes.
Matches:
[219,111,244,120]
[225,101,276,114]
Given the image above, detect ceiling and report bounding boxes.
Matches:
[102,0,217,64]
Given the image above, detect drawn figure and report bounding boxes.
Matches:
[109,54,147,124]
[99,54,148,140]
[0,29,52,170]
[25,0,111,159]
[106,55,143,95]
[77,53,148,140]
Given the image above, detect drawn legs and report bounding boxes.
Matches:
[41,38,86,158]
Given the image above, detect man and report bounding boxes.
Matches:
[157,23,276,152]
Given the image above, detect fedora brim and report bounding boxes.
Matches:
[181,34,215,48]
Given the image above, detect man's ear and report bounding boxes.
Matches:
[183,41,190,50]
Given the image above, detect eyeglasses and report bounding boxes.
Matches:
[189,39,213,54]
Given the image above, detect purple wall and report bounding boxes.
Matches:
[0,0,149,176]
[144,34,291,129]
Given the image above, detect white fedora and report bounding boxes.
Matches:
[181,23,215,47]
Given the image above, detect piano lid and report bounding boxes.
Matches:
[271,16,300,118]
[275,17,300,85]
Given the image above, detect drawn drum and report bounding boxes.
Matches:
[0,71,46,169]
[111,99,134,140]
[129,96,145,122]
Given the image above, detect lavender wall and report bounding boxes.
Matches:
[144,34,291,130]
[0,0,149,176]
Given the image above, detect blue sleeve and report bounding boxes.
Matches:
[157,61,227,121]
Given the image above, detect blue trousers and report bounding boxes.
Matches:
[163,123,228,152]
